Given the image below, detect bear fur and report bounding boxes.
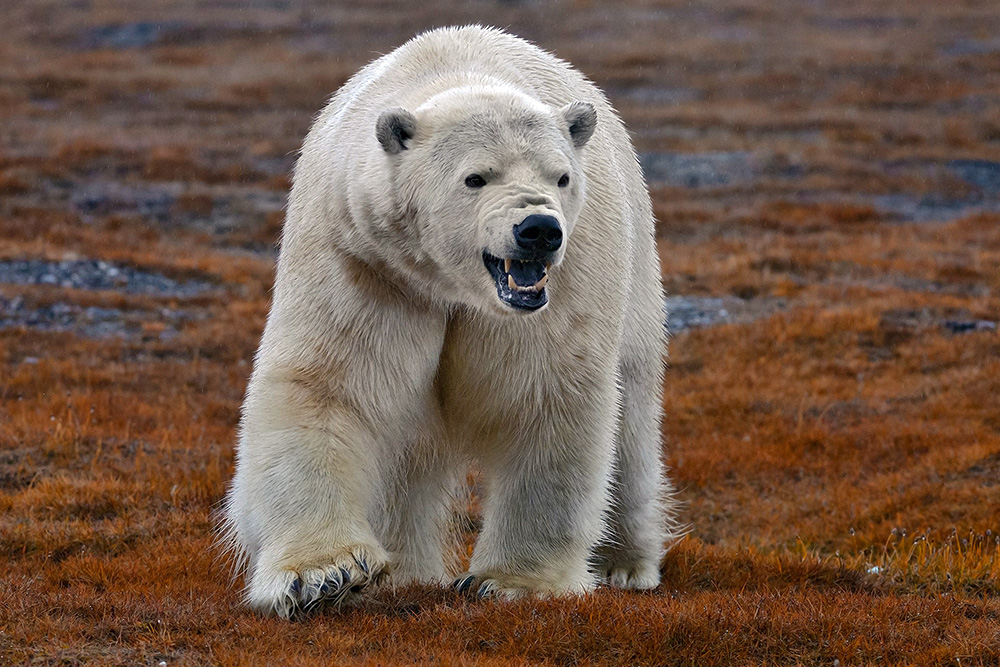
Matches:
[222,25,680,618]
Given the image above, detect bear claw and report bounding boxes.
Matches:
[453,574,477,593]
[477,579,499,599]
[251,544,388,619]
[452,572,526,600]
[292,566,362,617]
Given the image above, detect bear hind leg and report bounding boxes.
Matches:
[595,340,682,589]
[377,445,462,586]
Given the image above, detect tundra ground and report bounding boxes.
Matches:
[1,1,998,664]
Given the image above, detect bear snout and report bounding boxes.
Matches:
[513,214,563,254]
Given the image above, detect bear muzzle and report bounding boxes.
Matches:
[483,251,552,311]
[481,213,565,312]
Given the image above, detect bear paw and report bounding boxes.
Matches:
[248,544,388,619]
[452,572,530,600]
[599,559,660,590]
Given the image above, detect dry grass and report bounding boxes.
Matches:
[1,0,999,664]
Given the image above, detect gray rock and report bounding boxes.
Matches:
[0,259,216,298]
[0,295,201,340]
[640,152,757,188]
[665,295,787,331]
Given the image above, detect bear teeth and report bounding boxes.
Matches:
[502,257,548,293]
[507,272,548,293]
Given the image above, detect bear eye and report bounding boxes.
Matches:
[558,173,570,188]
[465,174,487,189]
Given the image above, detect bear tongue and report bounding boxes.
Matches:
[507,260,547,287]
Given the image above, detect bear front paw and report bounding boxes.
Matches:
[453,571,529,600]
[248,543,388,619]
[452,567,594,600]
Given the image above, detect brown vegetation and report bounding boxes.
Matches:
[1,0,998,664]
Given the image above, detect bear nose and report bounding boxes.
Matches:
[513,214,563,253]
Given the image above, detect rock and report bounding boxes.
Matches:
[942,320,997,334]
[0,259,216,298]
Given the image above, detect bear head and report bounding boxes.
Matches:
[375,86,595,315]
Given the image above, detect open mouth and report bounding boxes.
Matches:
[483,251,549,311]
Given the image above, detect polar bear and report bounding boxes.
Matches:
[222,25,679,618]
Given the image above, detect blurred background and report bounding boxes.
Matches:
[3,0,999,332]
[1,1,998,664]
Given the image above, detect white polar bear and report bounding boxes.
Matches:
[222,25,680,618]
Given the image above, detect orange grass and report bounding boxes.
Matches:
[2,0,1000,664]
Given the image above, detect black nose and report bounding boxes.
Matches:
[513,214,563,253]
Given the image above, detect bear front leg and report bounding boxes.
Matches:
[223,378,389,618]
[455,403,617,599]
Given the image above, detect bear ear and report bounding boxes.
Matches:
[560,101,597,149]
[376,108,418,155]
